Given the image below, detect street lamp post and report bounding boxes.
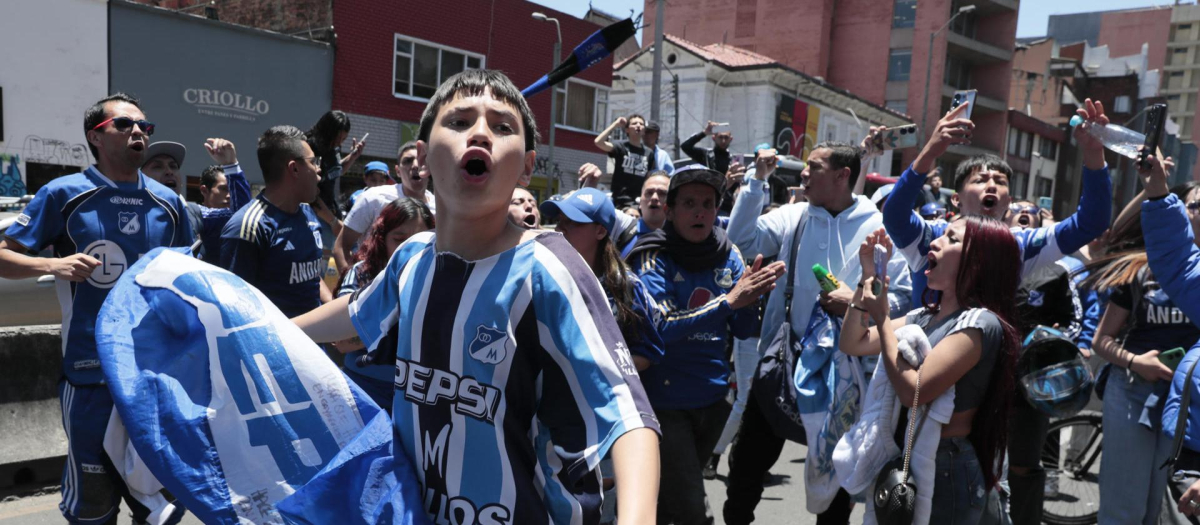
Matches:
[920,5,976,145]
[532,12,562,187]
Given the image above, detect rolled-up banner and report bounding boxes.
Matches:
[521,18,636,98]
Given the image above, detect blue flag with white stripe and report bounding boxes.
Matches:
[96,248,423,524]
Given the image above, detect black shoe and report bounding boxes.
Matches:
[703,454,720,480]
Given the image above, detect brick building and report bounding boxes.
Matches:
[641,0,1019,166]
[128,0,617,199]
[332,0,614,200]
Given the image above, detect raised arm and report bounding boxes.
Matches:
[726,150,793,260]
[594,117,626,153]
[1142,152,1200,326]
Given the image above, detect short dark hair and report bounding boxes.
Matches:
[397,141,418,159]
[418,69,540,152]
[954,155,1012,192]
[200,165,223,189]
[626,114,645,126]
[257,125,309,185]
[84,93,141,160]
[306,110,351,154]
[813,141,862,188]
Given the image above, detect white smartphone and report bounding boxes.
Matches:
[870,124,919,152]
[950,90,977,121]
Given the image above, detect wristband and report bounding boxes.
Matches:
[850,303,868,313]
[1148,193,1170,201]
[1127,352,1136,370]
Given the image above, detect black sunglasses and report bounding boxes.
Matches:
[91,116,156,136]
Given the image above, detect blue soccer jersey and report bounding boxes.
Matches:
[4,167,192,385]
[220,194,324,318]
[349,230,659,524]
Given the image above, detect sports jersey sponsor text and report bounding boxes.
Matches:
[289,259,324,284]
[109,196,144,206]
[82,239,127,289]
[395,359,502,424]
[73,359,101,370]
[424,488,512,525]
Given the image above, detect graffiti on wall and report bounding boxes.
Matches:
[23,135,90,167]
[0,154,26,197]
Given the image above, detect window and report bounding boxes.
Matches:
[1038,137,1057,160]
[393,35,484,100]
[1012,171,1028,200]
[1034,176,1053,201]
[1008,129,1033,159]
[893,0,917,28]
[554,79,610,132]
[888,49,912,81]
[1112,95,1131,113]
[949,1,977,38]
[944,55,971,90]
[886,99,908,115]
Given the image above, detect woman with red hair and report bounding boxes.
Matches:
[841,216,1021,523]
[334,197,434,410]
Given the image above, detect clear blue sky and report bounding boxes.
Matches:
[525,0,1174,42]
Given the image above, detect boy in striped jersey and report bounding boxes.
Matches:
[220,125,332,318]
[294,69,660,524]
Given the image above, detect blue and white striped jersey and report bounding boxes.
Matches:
[220,194,324,318]
[4,167,192,385]
[349,230,659,525]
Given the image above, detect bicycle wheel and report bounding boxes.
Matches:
[1041,411,1102,525]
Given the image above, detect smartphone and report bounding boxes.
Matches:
[1159,347,1186,372]
[871,124,920,152]
[950,90,977,121]
[1141,103,1167,169]
[872,244,888,295]
[712,123,730,132]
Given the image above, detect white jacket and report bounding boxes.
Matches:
[832,325,956,525]
[727,178,913,351]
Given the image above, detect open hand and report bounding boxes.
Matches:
[727,255,786,309]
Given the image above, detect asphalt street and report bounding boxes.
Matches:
[0,440,863,524]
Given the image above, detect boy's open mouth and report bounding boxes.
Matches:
[459,149,492,181]
[1017,215,1031,227]
[981,195,998,210]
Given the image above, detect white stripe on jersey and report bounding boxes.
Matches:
[495,277,533,516]
[56,278,74,357]
[445,256,500,497]
[62,383,78,514]
[535,425,584,525]
[239,201,265,242]
[407,255,437,488]
[531,243,639,471]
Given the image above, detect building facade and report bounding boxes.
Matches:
[610,36,912,184]
[641,0,1019,166]
[110,1,335,189]
[331,0,616,200]
[0,0,109,196]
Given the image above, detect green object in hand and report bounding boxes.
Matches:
[1159,347,1186,372]
[813,264,841,293]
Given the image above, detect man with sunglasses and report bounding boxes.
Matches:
[333,141,434,274]
[0,93,193,524]
[220,125,332,318]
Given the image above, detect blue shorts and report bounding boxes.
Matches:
[57,381,149,524]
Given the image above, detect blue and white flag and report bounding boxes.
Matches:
[97,248,394,524]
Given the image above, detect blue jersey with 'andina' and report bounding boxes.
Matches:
[220,194,324,318]
[4,167,192,385]
[349,230,659,525]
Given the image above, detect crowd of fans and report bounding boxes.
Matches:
[9,69,1200,525]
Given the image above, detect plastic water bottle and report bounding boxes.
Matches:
[1069,115,1144,160]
